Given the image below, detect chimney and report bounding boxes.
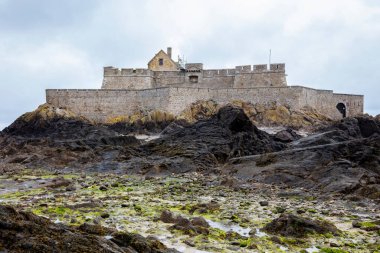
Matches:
[167,47,172,59]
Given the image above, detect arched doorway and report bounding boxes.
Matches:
[336,103,346,118]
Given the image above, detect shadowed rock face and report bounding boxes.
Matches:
[0,205,178,253]
[263,214,340,237]
[136,106,286,172]
[226,115,380,198]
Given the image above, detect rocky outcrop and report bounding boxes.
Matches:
[0,104,140,167]
[101,100,333,134]
[263,214,340,237]
[159,210,210,236]
[230,101,332,129]
[0,104,285,173]
[106,110,176,134]
[135,106,286,173]
[0,205,178,253]
[226,115,380,198]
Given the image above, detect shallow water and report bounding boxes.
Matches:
[134,134,160,142]
[305,246,319,253]
[205,219,267,238]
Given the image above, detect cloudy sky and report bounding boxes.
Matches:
[0,0,379,129]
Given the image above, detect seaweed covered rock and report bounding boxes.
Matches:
[177,100,219,123]
[106,110,176,134]
[159,210,210,236]
[263,214,340,237]
[0,205,178,253]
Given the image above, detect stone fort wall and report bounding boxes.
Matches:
[101,64,287,90]
[46,86,363,123]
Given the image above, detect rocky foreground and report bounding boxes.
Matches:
[0,102,379,252]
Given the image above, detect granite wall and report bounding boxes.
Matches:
[46,86,363,122]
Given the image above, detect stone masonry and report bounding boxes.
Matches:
[46,47,364,122]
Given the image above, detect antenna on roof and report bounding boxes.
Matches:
[178,55,186,69]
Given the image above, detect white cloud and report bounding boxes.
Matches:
[0,41,95,81]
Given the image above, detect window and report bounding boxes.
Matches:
[159,58,164,66]
[189,75,198,83]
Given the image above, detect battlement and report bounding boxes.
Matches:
[235,63,286,73]
[104,67,152,76]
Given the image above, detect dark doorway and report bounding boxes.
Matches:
[336,103,346,118]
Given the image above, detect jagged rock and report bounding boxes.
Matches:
[226,115,380,198]
[274,128,301,143]
[159,210,210,236]
[357,116,380,137]
[0,205,178,253]
[263,214,340,237]
[107,110,176,134]
[143,106,285,169]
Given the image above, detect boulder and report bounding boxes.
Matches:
[263,214,340,237]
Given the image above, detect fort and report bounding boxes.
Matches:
[46,47,363,122]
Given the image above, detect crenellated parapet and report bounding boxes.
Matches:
[102,66,153,90]
[104,66,153,76]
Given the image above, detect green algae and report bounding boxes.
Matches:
[320,248,349,253]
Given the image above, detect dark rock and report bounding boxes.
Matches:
[101,213,110,219]
[160,210,210,236]
[78,222,115,236]
[99,185,108,191]
[270,236,282,244]
[65,185,76,191]
[188,202,220,214]
[330,242,340,247]
[297,209,306,214]
[263,214,340,237]
[110,232,178,253]
[274,128,301,143]
[190,217,210,228]
[0,204,178,253]
[357,117,380,137]
[160,210,176,223]
[274,206,286,214]
[45,177,71,189]
[226,118,380,198]
[259,201,269,206]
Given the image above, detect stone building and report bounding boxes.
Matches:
[101,47,287,89]
[46,47,364,122]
